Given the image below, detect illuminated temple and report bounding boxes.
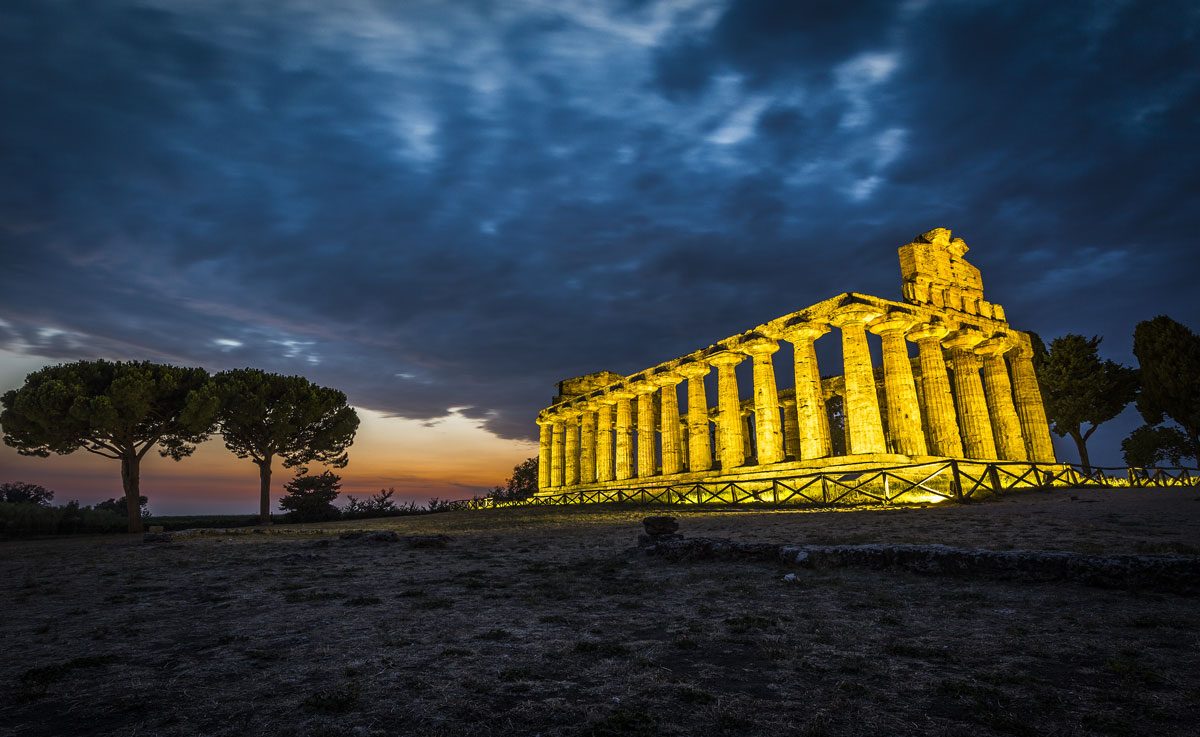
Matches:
[534,228,1058,501]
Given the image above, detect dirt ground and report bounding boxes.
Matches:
[2,487,1199,737]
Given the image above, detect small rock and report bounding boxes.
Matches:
[642,516,679,537]
[405,534,451,548]
[782,573,797,583]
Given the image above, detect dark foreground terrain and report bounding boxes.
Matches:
[2,488,1199,737]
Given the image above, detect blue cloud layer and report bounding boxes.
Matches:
[2,0,1198,442]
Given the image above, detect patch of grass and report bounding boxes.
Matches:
[284,589,343,603]
[477,628,511,641]
[578,706,659,737]
[573,640,628,657]
[675,685,716,704]
[538,614,570,624]
[1105,652,1165,687]
[1133,541,1200,555]
[414,596,453,610]
[1123,614,1169,629]
[499,665,538,682]
[1080,712,1136,737]
[883,641,950,660]
[934,678,1038,736]
[18,655,119,699]
[723,614,776,634]
[301,682,360,714]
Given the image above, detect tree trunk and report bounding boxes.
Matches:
[1190,428,1200,470]
[120,454,144,534]
[1070,430,1092,474]
[258,457,273,526]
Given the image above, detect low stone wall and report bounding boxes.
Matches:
[641,536,1200,594]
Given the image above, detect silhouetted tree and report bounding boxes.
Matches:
[0,481,55,506]
[0,360,215,532]
[1121,424,1194,467]
[211,369,359,525]
[1133,315,1200,464]
[95,495,150,519]
[278,470,342,522]
[489,457,538,501]
[1033,335,1138,472]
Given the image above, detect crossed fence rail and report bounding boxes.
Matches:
[448,460,1199,510]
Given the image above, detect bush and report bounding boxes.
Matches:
[341,488,426,519]
[279,470,342,522]
[0,501,127,538]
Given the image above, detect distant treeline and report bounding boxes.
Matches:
[0,479,477,538]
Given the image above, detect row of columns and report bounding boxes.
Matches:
[537,308,1055,490]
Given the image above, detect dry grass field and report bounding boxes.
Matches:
[2,488,1199,737]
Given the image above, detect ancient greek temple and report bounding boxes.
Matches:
[533,228,1058,502]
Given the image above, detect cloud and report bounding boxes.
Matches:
[1,0,1198,454]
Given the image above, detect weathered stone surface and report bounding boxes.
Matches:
[642,537,1200,593]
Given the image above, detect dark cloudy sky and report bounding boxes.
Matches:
[1,0,1198,508]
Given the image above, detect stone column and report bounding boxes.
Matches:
[1009,332,1057,463]
[633,382,658,478]
[943,330,998,459]
[563,409,580,487]
[781,323,832,459]
[579,403,598,483]
[677,361,713,472]
[709,352,746,471]
[907,323,963,457]
[829,305,887,455]
[780,396,800,460]
[595,400,615,482]
[976,336,1027,461]
[869,315,928,456]
[613,390,634,480]
[742,336,785,464]
[536,417,552,491]
[550,417,565,487]
[652,373,684,475]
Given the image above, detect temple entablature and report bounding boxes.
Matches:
[534,228,1057,495]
